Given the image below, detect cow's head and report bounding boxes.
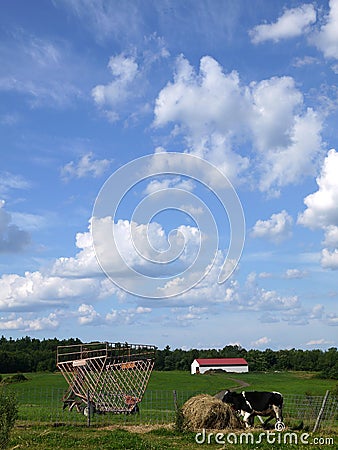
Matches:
[222,390,235,404]
[222,390,246,412]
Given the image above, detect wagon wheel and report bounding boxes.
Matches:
[124,395,140,414]
[83,402,96,417]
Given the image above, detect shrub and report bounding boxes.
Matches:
[3,373,28,384]
[0,389,18,449]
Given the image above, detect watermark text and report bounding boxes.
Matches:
[195,428,335,446]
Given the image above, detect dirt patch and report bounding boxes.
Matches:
[99,424,173,434]
[214,377,250,400]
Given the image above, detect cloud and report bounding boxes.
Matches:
[326,313,338,326]
[0,313,58,331]
[51,227,102,278]
[0,201,31,253]
[175,305,208,322]
[298,149,338,270]
[153,56,324,193]
[310,304,325,320]
[0,211,326,334]
[258,272,273,279]
[92,40,169,122]
[0,113,20,126]
[0,31,82,107]
[160,265,301,316]
[77,303,152,327]
[61,152,111,180]
[252,95,323,194]
[292,56,320,67]
[306,338,333,346]
[78,303,102,325]
[0,172,30,197]
[10,212,47,231]
[144,177,195,195]
[0,215,203,311]
[259,303,326,326]
[251,210,293,243]
[92,54,139,122]
[249,4,316,44]
[91,216,203,286]
[251,336,271,347]
[313,0,338,60]
[321,248,338,269]
[298,149,338,229]
[57,0,143,42]
[0,271,105,311]
[153,55,251,184]
[0,221,124,312]
[283,269,307,279]
[322,225,338,247]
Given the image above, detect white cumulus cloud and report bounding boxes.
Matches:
[321,248,338,269]
[284,269,307,279]
[154,55,324,194]
[0,313,59,331]
[251,210,293,243]
[323,225,338,248]
[249,4,316,44]
[298,149,338,228]
[61,152,111,180]
[306,338,333,346]
[313,0,338,60]
[251,336,271,347]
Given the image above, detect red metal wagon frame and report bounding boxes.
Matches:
[57,341,157,415]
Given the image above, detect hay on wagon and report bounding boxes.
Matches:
[181,394,243,431]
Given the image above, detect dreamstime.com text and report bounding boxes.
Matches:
[195,429,335,446]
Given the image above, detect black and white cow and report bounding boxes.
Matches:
[222,390,283,428]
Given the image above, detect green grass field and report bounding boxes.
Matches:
[148,370,337,395]
[2,371,337,449]
[3,369,337,395]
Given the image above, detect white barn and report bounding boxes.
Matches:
[191,358,248,374]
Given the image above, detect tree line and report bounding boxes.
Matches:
[154,345,338,379]
[0,336,337,379]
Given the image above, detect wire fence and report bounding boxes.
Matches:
[9,387,338,431]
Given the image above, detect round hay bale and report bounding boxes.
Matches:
[182,394,242,431]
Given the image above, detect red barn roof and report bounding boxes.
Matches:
[195,358,248,366]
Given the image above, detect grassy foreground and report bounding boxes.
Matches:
[8,425,337,449]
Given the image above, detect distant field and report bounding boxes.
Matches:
[148,370,337,395]
[2,370,336,396]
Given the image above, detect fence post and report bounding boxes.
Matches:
[86,389,91,427]
[173,390,178,412]
[312,390,330,433]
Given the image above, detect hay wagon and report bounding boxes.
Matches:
[57,341,157,415]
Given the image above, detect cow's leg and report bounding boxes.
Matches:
[248,414,255,427]
[272,405,283,422]
[242,411,254,428]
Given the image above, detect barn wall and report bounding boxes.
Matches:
[190,360,199,374]
[198,365,248,374]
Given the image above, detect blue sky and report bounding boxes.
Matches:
[1,0,338,350]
